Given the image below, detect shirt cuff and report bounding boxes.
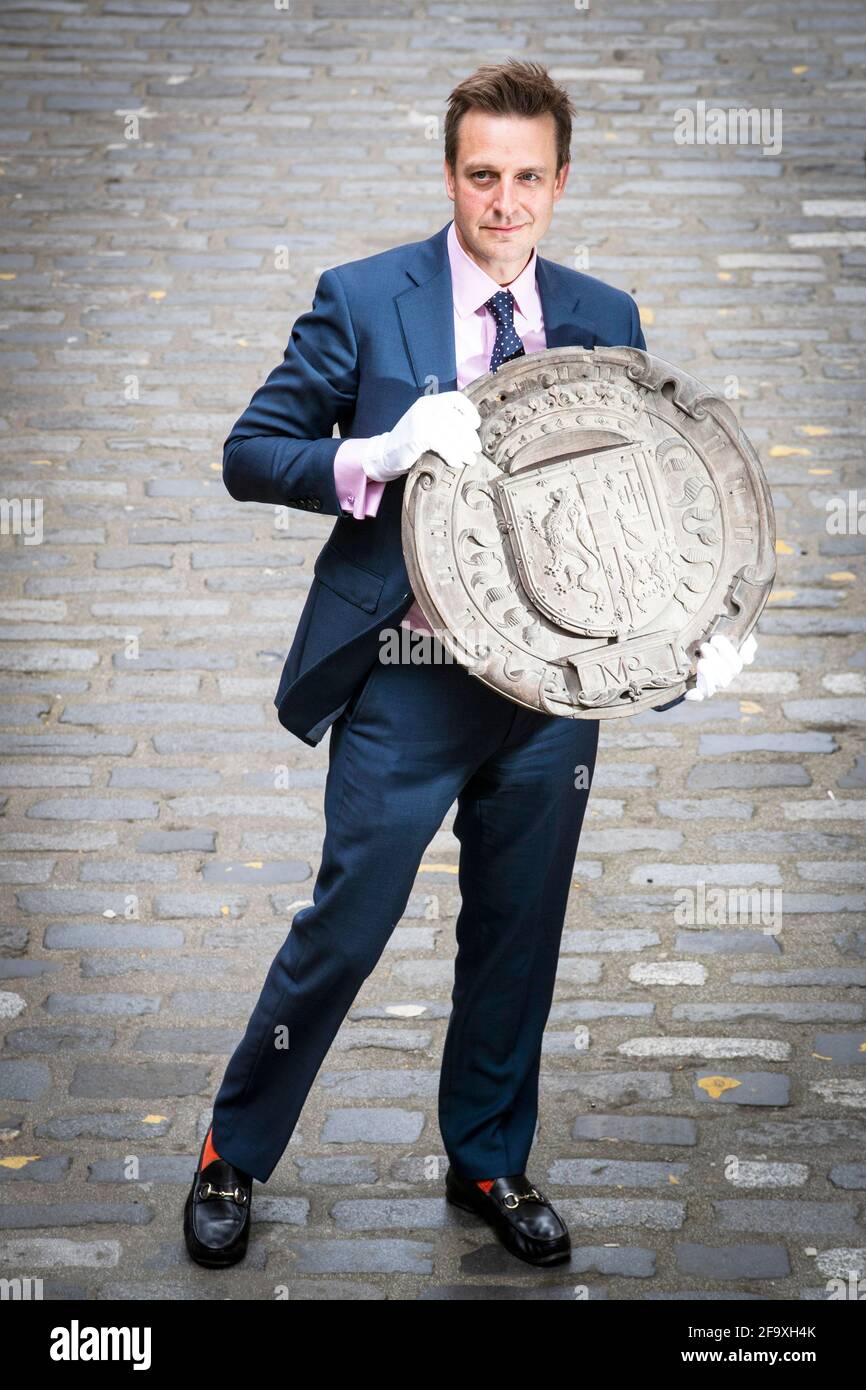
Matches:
[334,439,385,519]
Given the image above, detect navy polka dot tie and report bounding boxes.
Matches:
[485,288,526,374]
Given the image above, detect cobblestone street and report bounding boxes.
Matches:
[0,0,864,1301]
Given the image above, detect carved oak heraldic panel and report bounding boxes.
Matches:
[401,346,776,720]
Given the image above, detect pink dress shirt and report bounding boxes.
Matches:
[332,218,547,632]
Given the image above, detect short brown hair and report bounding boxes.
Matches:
[444,59,576,174]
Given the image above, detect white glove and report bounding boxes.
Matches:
[684,632,758,701]
[360,391,482,483]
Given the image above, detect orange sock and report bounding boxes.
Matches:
[201,1124,222,1169]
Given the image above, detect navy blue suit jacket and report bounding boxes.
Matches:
[222,219,685,746]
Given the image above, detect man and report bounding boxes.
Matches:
[184,59,756,1272]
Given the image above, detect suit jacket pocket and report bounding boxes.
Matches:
[313,541,385,613]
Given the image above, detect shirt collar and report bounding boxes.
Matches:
[447,219,541,328]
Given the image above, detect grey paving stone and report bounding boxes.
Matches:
[546,1071,673,1102]
[828,1165,866,1190]
[713,1200,860,1236]
[283,1238,433,1275]
[673,1002,862,1023]
[691,1072,791,1106]
[319,1109,426,1144]
[330,1198,446,1230]
[686,764,811,789]
[335,1027,433,1052]
[0,1203,153,1228]
[135,830,216,853]
[34,1114,172,1141]
[78,858,179,882]
[43,923,184,949]
[82,956,228,979]
[675,931,782,954]
[558,1198,686,1230]
[571,1115,697,1146]
[0,1157,71,1183]
[5,1026,115,1053]
[44,994,160,1017]
[730,968,866,987]
[712,831,857,853]
[549,1159,689,1188]
[0,1062,51,1100]
[200,859,309,884]
[318,1069,441,1100]
[458,1239,650,1283]
[675,1243,791,1279]
[245,1196,310,1225]
[812,1031,866,1064]
[131,1028,242,1054]
[0,962,62,981]
[68,1063,209,1098]
[294,1157,379,1185]
[0,1238,121,1268]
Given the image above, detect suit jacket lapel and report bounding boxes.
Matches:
[535,251,597,351]
[395,222,458,394]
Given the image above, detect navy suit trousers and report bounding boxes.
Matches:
[211,643,600,1183]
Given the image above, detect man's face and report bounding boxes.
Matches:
[444,109,568,282]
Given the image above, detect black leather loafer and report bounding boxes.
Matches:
[183,1128,253,1269]
[445,1165,571,1267]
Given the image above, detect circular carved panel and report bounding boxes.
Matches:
[401,347,776,719]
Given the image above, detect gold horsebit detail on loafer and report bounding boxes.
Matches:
[501,1186,544,1209]
[198,1181,247,1203]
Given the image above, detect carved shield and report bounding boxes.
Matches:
[401,347,776,719]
